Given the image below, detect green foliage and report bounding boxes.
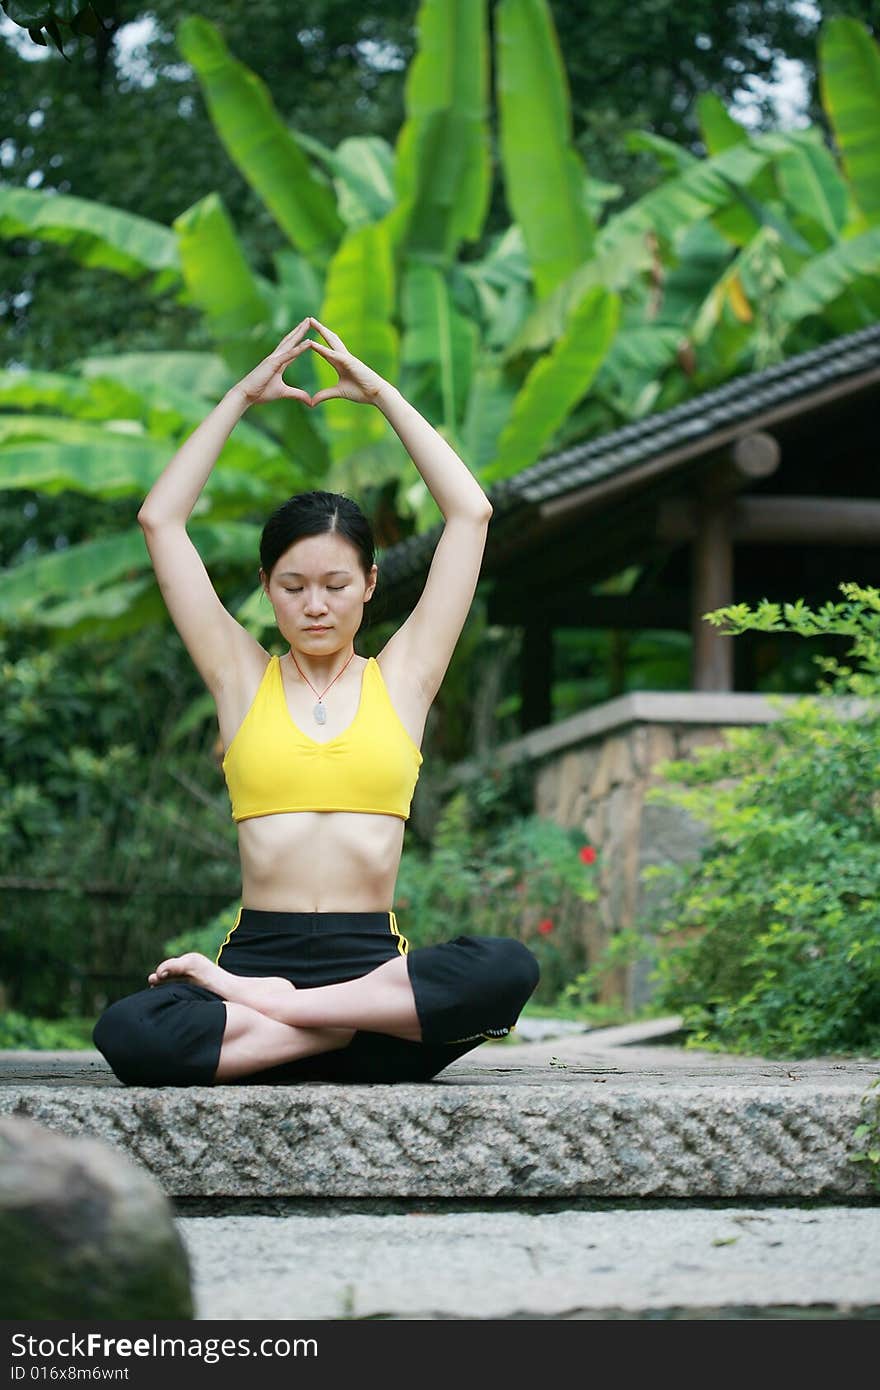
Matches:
[3,11,880,638]
[643,584,880,1057]
[161,900,238,962]
[0,1010,95,1049]
[0,632,238,1016]
[394,764,598,1003]
[558,927,649,1018]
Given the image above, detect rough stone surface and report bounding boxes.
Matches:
[177,1207,880,1320]
[0,1114,193,1318]
[1,1026,875,1201]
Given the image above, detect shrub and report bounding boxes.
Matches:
[0,1011,96,1050]
[394,765,598,1004]
[642,584,880,1057]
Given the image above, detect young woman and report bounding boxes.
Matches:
[92,317,539,1087]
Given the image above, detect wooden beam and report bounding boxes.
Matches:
[659,495,880,545]
[734,496,880,544]
[489,592,690,629]
[700,430,782,499]
[520,621,553,731]
[692,499,733,691]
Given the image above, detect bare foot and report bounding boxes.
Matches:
[148,952,298,1022]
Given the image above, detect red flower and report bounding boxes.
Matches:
[537,918,554,936]
[579,845,597,865]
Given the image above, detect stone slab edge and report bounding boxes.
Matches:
[1,1084,872,1199]
[450,692,871,777]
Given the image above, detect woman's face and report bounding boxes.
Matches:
[261,531,377,656]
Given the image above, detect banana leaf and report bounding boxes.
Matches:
[77,352,234,401]
[696,93,750,155]
[401,265,474,435]
[626,130,698,176]
[453,225,532,342]
[776,225,880,327]
[0,521,261,627]
[37,577,156,628]
[313,220,398,466]
[696,93,777,246]
[177,16,343,263]
[503,231,651,358]
[391,0,491,262]
[600,132,793,256]
[594,326,685,419]
[293,131,396,228]
[689,243,764,346]
[0,432,276,512]
[0,370,307,494]
[820,17,880,225]
[173,193,272,342]
[272,250,325,341]
[655,221,734,328]
[776,132,850,250]
[506,132,798,361]
[0,529,148,622]
[484,286,619,481]
[174,194,328,479]
[0,185,180,293]
[43,588,173,646]
[461,358,519,475]
[496,0,594,299]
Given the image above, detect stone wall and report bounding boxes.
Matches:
[452,693,793,1011]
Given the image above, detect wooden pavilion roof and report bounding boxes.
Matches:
[375,323,880,634]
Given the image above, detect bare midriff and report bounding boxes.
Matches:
[236,809,407,912]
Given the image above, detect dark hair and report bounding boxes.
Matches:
[259,490,375,580]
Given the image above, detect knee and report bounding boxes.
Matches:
[463,937,539,1014]
[494,938,540,1007]
[92,995,153,1085]
[92,990,195,1087]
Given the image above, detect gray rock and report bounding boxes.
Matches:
[0,1115,193,1319]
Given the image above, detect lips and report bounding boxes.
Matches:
[305,626,330,631]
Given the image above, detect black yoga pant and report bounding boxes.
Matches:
[92,907,540,1087]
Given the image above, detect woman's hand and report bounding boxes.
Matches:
[234,321,315,406]
[304,317,391,407]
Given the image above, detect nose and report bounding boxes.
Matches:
[303,588,329,615]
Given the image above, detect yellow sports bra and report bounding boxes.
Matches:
[221,655,423,823]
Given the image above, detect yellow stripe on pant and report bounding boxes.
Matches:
[215,905,242,965]
[388,910,409,956]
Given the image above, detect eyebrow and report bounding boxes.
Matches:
[278,569,352,578]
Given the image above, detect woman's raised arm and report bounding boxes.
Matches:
[303,317,493,703]
[137,323,313,694]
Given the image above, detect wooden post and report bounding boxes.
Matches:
[692,498,733,691]
[520,620,553,730]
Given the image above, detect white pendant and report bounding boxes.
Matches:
[313,701,327,725]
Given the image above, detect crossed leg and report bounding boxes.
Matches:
[148,951,422,1082]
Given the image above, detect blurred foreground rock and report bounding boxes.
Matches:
[0,1115,193,1319]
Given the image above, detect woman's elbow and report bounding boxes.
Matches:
[137,504,175,531]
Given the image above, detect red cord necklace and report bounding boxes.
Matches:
[288,647,356,725]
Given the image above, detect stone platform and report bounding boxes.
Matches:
[1,1020,877,1201]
